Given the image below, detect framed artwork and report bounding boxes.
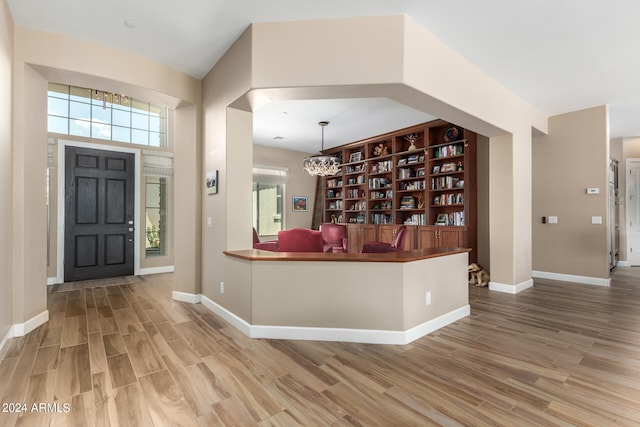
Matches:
[292,196,308,211]
[349,152,362,163]
[206,170,218,195]
[435,213,448,225]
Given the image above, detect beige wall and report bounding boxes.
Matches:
[532,106,609,279]
[247,252,468,331]
[202,14,547,320]
[0,0,13,342]
[201,28,253,309]
[253,144,317,231]
[11,26,201,327]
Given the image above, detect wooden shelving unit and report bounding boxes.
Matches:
[321,119,477,260]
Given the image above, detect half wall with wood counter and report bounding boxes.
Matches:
[175,248,470,345]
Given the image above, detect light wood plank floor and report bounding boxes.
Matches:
[1,269,640,426]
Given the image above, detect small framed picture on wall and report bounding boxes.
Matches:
[206,170,218,195]
[292,196,308,212]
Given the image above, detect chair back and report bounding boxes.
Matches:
[391,226,407,250]
[319,223,347,244]
[277,228,324,252]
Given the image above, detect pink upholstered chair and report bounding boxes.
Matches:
[319,223,348,253]
[252,228,279,251]
[277,228,324,252]
[361,226,408,253]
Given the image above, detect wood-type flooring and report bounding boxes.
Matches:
[0,269,639,426]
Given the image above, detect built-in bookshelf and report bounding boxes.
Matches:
[321,119,477,259]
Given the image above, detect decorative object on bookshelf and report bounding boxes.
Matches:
[441,162,457,172]
[405,134,418,151]
[303,121,341,176]
[373,143,389,156]
[349,152,363,163]
[400,196,416,209]
[443,126,459,142]
[418,194,425,209]
[432,165,440,174]
[435,213,448,225]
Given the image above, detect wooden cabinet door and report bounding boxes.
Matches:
[417,226,438,249]
[347,224,377,253]
[377,225,396,244]
[439,228,463,247]
[378,225,415,250]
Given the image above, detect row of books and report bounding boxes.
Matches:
[436,211,465,226]
[403,214,426,225]
[433,193,464,206]
[432,144,463,158]
[371,213,393,224]
[369,177,391,189]
[371,160,392,173]
[431,176,462,190]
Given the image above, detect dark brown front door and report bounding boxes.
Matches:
[64,146,135,281]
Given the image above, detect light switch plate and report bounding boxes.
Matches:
[587,188,600,195]
[591,216,602,224]
[548,216,558,224]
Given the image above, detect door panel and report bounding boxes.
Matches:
[440,228,462,247]
[65,146,135,281]
[628,162,640,266]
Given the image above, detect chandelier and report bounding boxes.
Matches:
[94,90,129,109]
[303,121,341,176]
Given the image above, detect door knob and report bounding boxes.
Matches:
[128,220,134,225]
[128,228,134,232]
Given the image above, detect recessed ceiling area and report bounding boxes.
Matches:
[253,98,436,154]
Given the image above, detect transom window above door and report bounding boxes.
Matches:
[48,83,168,148]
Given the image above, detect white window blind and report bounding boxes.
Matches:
[143,151,174,177]
[252,165,288,184]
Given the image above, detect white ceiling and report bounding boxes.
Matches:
[8,0,640,151]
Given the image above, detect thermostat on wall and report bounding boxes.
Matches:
[586,188,600,195]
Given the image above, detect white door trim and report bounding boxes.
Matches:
[56,139,141,284]
[625,158,640,266]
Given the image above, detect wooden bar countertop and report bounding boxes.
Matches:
[224,247,470,263]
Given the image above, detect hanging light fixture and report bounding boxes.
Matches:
[303,121,341,176]
[94,90,129,110]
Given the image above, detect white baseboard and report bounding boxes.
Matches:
[13,310,49,337]
[47,277,60,285]
[139,266,174,275]
[171,291,201,304]
[193,294,469,345]
[532,270,610,287]
[0,327,13,360]
[616,261,631,267]
[200,295,253,337]
[403,305,470,344]
[489,278,534,294]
